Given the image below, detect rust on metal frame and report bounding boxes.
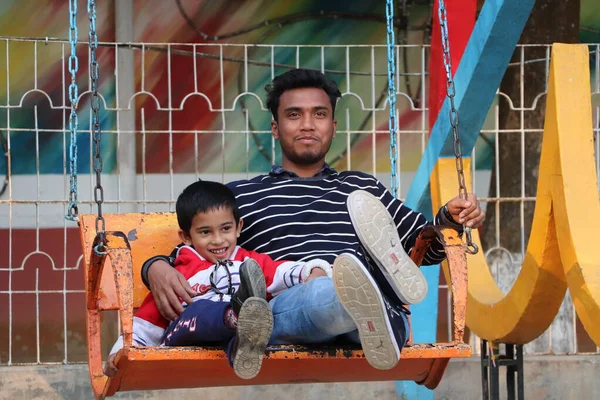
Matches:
[411,226,468,343]
[101,343,471,397]
[409,225,437,266]
[437,227,468,343]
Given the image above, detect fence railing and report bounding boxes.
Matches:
[0,40,598,365]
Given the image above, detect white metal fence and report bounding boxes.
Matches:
[0,40,598,365]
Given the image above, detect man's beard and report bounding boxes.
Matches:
[281,140,333,166]
[285,148,326,165]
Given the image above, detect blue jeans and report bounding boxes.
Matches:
[269,276,410,347]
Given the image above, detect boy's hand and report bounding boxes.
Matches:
[104,353,118,377]
[304,267,327,283]
[445,193,485,229]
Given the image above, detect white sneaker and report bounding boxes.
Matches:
[347,190,428,305]
[333,253,402,370]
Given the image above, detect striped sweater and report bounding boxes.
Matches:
[141,164,460,285]
[229,164,459,265]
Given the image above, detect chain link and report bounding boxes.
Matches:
[385,0,398,198]
[66,0,79,221]
[88,0,106,255]
[437,0,478,254]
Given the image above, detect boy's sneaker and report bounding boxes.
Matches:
[231,297,273,379]
[333,253,409,370]
[347,190,428,305]
[231,258,267,316]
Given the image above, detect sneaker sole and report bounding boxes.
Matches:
[233,297,273,380]
[333,253,400,370]
[240,258,267,300]
[347,190,428,305]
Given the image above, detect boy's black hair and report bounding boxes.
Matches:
[265,68,342,122]
[176,180,240,234]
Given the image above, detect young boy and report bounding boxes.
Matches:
[104,180,332,380]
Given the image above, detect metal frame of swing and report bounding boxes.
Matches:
[436,2,525,399]
[70,1,472,398]
[481,340,525,400]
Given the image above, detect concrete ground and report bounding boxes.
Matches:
[1,355,598,400]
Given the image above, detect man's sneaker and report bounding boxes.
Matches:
[333,253,409,370]
[347,190,428,305]
[231,258,267,316]
[231,297,273,379]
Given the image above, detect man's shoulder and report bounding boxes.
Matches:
[335,170,380,183]
[227,174,270,191]
[337,169,375,178]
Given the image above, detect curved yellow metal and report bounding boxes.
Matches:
[548,44,600,345]
[431,157,567,344]
[430,44,600,345]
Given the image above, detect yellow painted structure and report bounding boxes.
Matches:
[431,44,600,345]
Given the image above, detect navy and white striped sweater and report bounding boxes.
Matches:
[230,164,457,265]
[141,164,460,284]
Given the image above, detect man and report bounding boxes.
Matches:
[142,69,484,370]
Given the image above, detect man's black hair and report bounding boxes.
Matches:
[176,180,240,234]
[265,68,342,122]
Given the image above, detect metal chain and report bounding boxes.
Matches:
[88,0,106,255]
[385,0,398,198]
[66,0,79,221]
[437,0,478,254]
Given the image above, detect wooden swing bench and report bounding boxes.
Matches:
[80,212,471,399]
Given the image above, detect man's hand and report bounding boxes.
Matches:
[147,260,196,320]
[104,353,118,377]
[446,193,485,229]
[303,267,327,283]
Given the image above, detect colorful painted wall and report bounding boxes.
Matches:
[0,0,597,178]
[0,0,426,179]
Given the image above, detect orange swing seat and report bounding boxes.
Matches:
[79,212,471,399]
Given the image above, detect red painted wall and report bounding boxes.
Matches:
[0,228,87,363]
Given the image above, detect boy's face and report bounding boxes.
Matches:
[178,207,243,264]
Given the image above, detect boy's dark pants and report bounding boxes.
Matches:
[161,299,236,364]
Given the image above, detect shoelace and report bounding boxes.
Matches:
[209,259,236,301]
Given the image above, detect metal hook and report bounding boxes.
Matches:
[464,227,479,255]
[93,243,107,256]
[93,232,107,256]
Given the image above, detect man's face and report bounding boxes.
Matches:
[271,88,337,167]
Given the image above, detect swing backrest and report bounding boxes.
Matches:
[79,212,180,309]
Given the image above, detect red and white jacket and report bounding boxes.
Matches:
[109,246,331,355]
